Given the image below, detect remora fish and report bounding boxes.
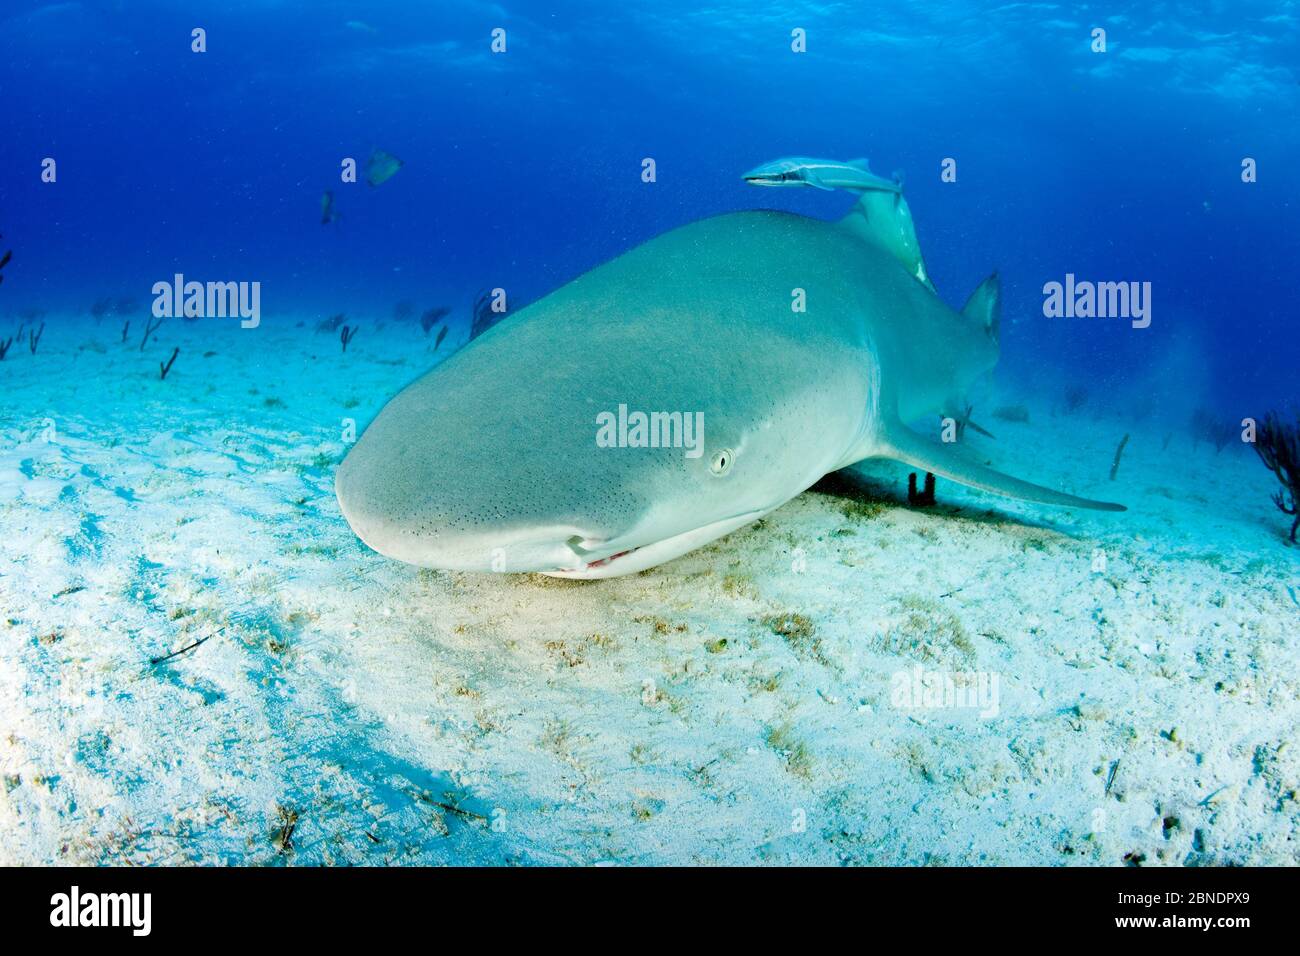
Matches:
[365,149,403,187]
[337,176,1124,578]
[742,156,902,194]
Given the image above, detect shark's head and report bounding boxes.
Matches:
[336,387,823,579]
[335,294,858,579]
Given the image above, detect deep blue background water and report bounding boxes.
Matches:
[2,0,1297,415]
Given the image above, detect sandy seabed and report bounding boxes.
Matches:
[1,315,1297,865]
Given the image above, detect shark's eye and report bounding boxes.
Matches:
[709,448,734,476]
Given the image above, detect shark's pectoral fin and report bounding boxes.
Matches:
[874,422,1126,512]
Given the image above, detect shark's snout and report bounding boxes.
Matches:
[335,453,609,573]
[334,423,768,578]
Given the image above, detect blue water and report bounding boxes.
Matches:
[2,0,1297,411]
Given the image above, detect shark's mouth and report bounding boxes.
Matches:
[548,536,639,576]
[576,548,637,570]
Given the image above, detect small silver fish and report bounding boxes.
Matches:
[320,190,338,224]
[365,150,403,187]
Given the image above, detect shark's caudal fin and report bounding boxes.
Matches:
[838,189,935,292]
[876,420,1127,512]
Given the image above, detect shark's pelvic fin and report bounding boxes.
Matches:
[839,189,935,293]
[875,421,1127,512]
[962,271,1000,341]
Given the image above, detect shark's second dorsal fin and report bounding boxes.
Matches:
[874,420,1127,512]
[962,271,1001,342]
[839,189,935,292]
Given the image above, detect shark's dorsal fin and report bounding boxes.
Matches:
[875,420,1126,512]
[839,190,935,292]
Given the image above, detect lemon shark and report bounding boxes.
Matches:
[336,178,1124,578]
